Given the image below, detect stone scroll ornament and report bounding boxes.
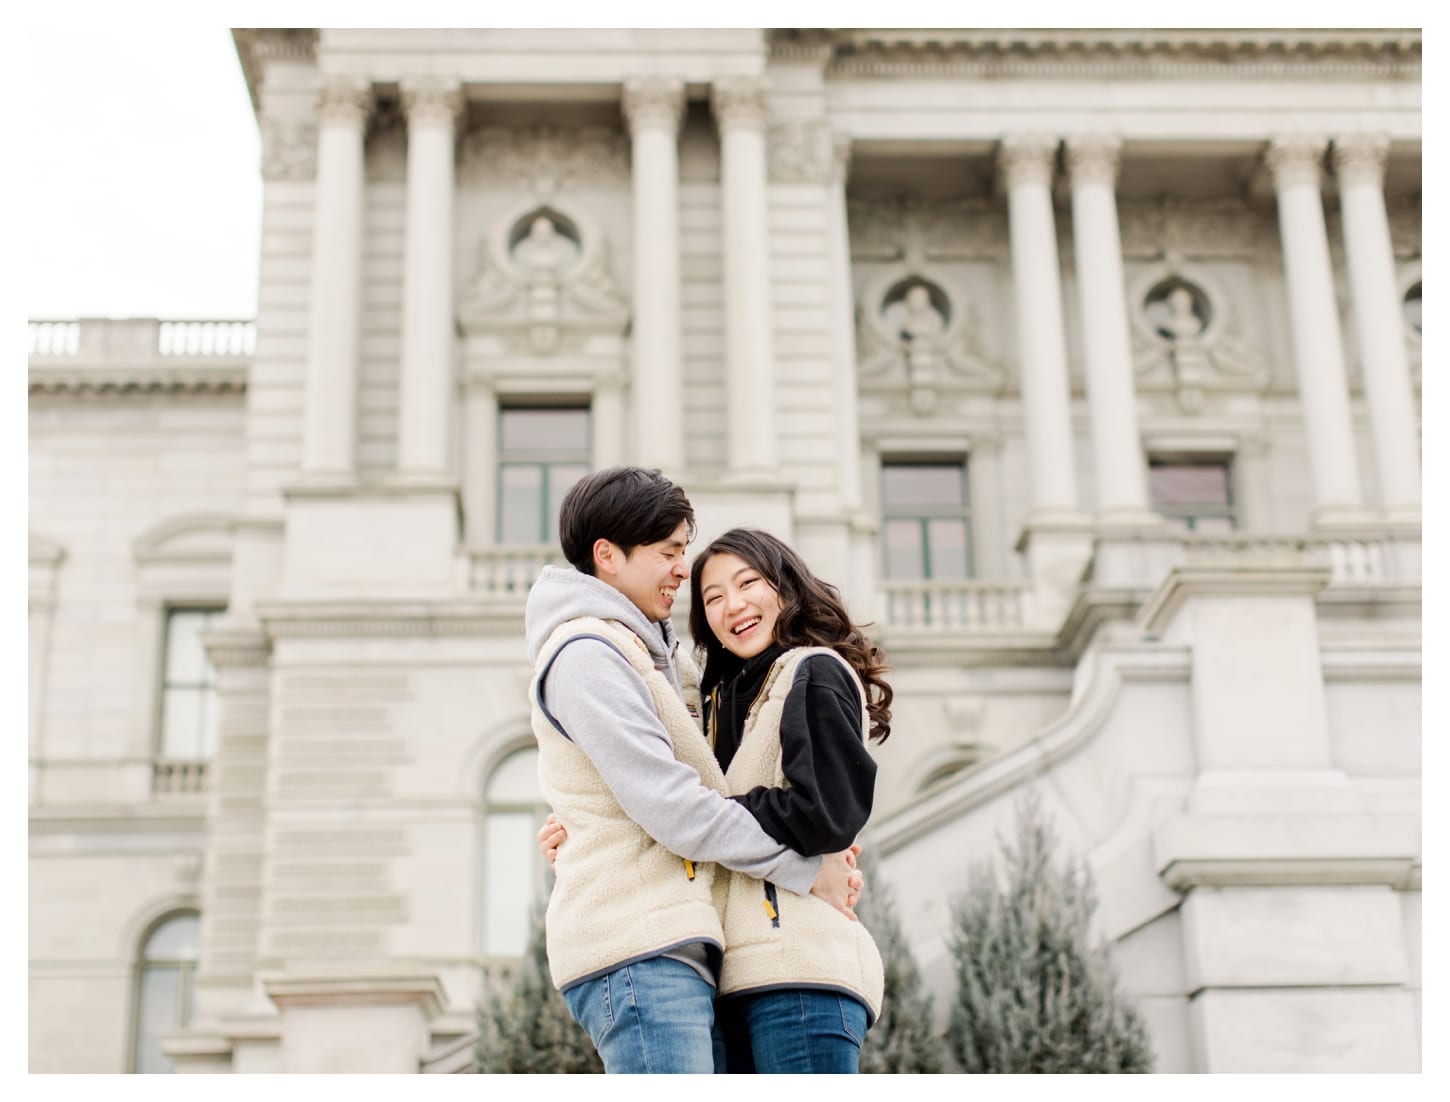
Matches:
[855,274,1005,413]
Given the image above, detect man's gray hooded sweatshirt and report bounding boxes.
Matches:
[525,564,821,989]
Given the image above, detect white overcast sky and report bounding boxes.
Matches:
[24,26,261,319]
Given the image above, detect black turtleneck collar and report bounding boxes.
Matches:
[708,641,788,771]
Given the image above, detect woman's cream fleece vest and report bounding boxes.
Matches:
[717,647,885,1023]
[531,616,730,992]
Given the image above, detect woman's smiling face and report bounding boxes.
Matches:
[698,551,783,661]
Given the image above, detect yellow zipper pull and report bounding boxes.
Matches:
[761,898,778,921]
[683,859,696,880]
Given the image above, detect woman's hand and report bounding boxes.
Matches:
[537,813,567,866]
[809,844,865,921]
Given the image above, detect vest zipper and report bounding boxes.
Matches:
[762,881,781,928]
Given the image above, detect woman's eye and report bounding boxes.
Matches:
[741,577,756,589]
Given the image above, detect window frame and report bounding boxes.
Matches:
[495,402,592,546]
[879,455,975,580]
[155,605,226,763]
[1147,454,1239,532]
[127,909,201,1074]
[478,743,553,963]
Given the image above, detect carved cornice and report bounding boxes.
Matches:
[711,75,769,133]
[997,134,1058,190]
[202,628,273,669]
[29,366,247,398]
[317,76,373,128]
[1064,134,1122,187]
[621,75,685,136]
[262,116,318,181]
[231,29,319,115]
[1331,133,1390,189]
[1264,134,1328,190]
[767,119,834,184]
[256,600,531,639]
[768,28,835,64]
[401,76,464,133]
[826,29,1420,80]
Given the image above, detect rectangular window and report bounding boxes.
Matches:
[880,460,973,579]
[158,608,223,761]
[498,405,591,544]
[1149,458,1236,532]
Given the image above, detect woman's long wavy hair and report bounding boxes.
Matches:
[688,528,893,742]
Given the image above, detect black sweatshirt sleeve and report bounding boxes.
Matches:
[732,655,877,856]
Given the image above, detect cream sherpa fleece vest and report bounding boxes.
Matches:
[716,646,885,1023]
[531,616,729,992]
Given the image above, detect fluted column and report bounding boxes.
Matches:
[713,76,778,476]
[1332,133,1420,519]
[1000,135,1078,519]
[301,77,371,483]
[396,77,463,484]
[1266,135,1364,519]
[1065,135,1153,522]
[622,76,686,474]
[828,135,863,513]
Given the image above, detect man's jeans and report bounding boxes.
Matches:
[562,956,725,1074]
[720,989,869,1074]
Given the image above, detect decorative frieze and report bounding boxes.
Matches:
[767,119,835,184]
[29,365,247,397]
[459,126,630,190]
[1119,197,1267,259]
[262,116,318,180]
[621,75,685,135]
[1386,194,1422,258]
[848,195,1009,261]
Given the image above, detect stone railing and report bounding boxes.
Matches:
[469,544,562,596]
[28,317,256,363]
[882,579,1032,631]
[1182,531,1396,585]
[152,759,209,797]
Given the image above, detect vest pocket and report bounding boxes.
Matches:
[761,882,781,928]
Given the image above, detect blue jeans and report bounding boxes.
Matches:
[562,956,726,1074]
[719,990,869,1074]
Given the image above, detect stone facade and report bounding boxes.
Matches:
[29,28,1420,1073]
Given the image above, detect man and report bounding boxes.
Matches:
[525,466,862,1074]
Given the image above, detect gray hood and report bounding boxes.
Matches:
[524,564,679,667]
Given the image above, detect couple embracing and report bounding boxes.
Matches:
[524,466,894,1074]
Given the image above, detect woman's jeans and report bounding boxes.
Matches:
[562,956,726,1074]
[720,989,870,1074]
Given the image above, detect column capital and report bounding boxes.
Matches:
[1064,133,1122,187]
[711,75,769,133]
[400,76,464,131]
[622,75,686,136]
[317,76,373,127]
[1332,133,1390,189]
[1265,134,1328,190]
[997,134,1059,190]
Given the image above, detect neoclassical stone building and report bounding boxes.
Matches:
[28,28,1421,1073]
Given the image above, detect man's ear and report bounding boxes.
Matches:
[592,538,616,577]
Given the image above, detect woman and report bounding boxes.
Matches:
[542,528,893,1073]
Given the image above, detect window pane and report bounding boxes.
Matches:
[927,519,971,579]
[883,519,925,580]
[135,966,180,1073]
[546,464,590,544]
[144,913,200,961]
[501,409,589,453]
[1149,463,1230,507]
[485,748,541,805]
[484,812,539,957]
[882,464,965,510]
[160,689,206,760]
[499,465,545,543]
[164,610,214,684]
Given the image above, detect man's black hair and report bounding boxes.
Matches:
[557,466,696,575]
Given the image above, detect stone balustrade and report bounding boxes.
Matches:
[152,759,209,797]
[28,318,255,363]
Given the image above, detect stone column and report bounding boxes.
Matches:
[622,76,686,475]
[1065,135,1154,523]
[827,135,863,515]
[1266,136,1364,521]
[396,77,463,485]
[713,75,779,477]
[1332,134,1421,520]
[1000,135,1079,520]
[300,77,371,484]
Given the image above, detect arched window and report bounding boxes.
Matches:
[130,911,199,1073]
[481,747,552,959]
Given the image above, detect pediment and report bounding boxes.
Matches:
[133,513,235,564]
